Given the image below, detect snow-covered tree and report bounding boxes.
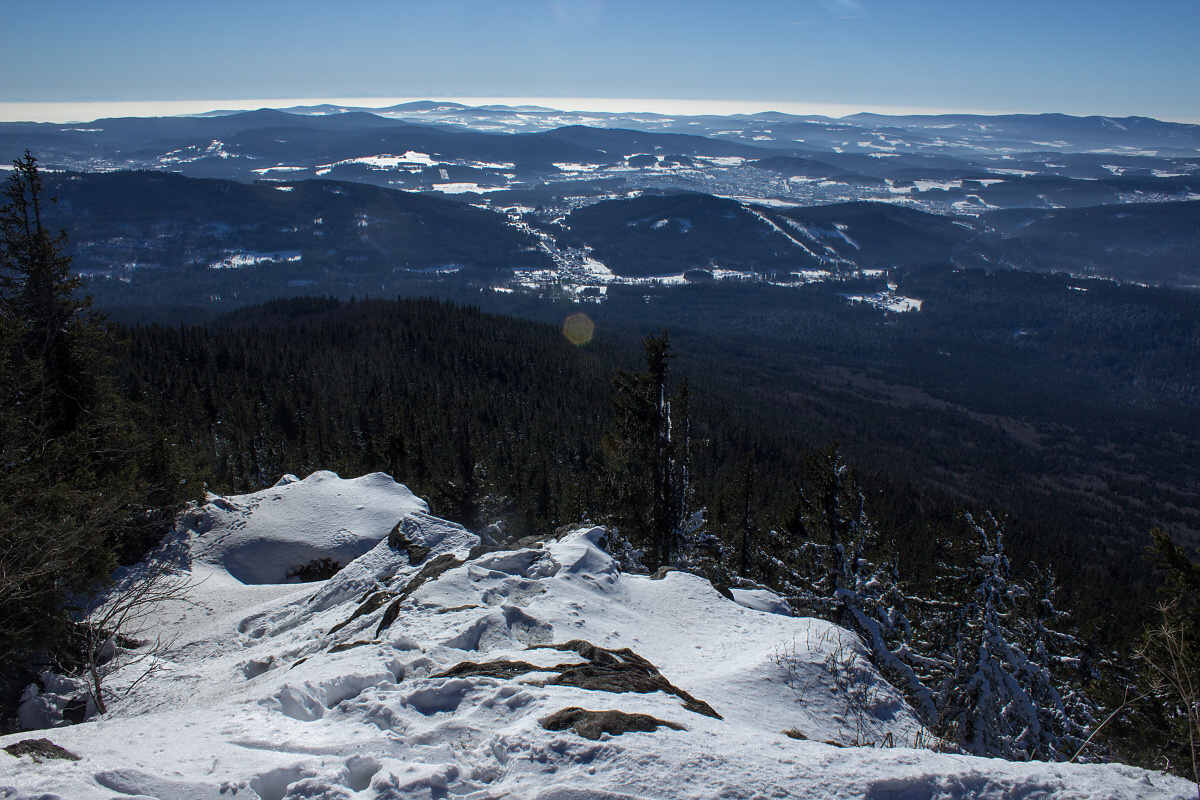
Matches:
[763,444,938,723]
[932,513,1094,760]
[757,450,1096,760]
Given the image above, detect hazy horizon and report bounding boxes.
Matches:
[2,96,1198,126]
[3,1,1197,126]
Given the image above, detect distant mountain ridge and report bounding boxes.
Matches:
[3,102,1197,303]
[4,104,1196,214]
[35,169,1200,314]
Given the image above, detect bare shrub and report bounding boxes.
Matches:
[78,558,198,715]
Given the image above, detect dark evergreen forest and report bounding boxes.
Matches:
[114,289,1179,645]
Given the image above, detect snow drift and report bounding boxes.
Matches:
[187,471,427,584]
[1,472,1192,799]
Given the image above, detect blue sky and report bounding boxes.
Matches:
[2,0,1198,122]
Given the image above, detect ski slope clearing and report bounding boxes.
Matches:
[1,472,1192,799]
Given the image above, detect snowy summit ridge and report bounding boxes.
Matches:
[1,471,1192,799]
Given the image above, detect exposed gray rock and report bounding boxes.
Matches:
[328,588,396,635]
[374,553,464,636]
[711,583,735,601]
[540,707,684,740]
[387,519,432,565]
[421,639,721,719]
[431,660,554,680]
[533,640,722,719]
[4,738,81,763]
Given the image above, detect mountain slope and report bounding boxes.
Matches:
[1,472,1191,799]
[562,193,828,277]
[41,171,550,312]
[977,200,1200,285]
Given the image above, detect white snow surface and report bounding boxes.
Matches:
[188,471,427,584]
[1,471,1192,799]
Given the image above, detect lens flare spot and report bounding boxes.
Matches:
[563,313,595,346]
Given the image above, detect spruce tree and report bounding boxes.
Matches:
[1120,530,1200,786]
[1,152,113,666]
[766,444,938,724]
[928,513,1094,760]
[0,152,104,439]
[603,332,698,571]
[0,153,195,710]
[757,452,1096,758]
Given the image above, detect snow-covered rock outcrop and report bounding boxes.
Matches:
[185,470,427,584]
[1,471,1192,799]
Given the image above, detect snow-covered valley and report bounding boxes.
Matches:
[1,472,1192,799]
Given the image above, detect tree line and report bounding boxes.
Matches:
[0,154,196,718]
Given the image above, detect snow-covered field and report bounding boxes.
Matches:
[1,472,1192,799]
[209,250,302,270]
